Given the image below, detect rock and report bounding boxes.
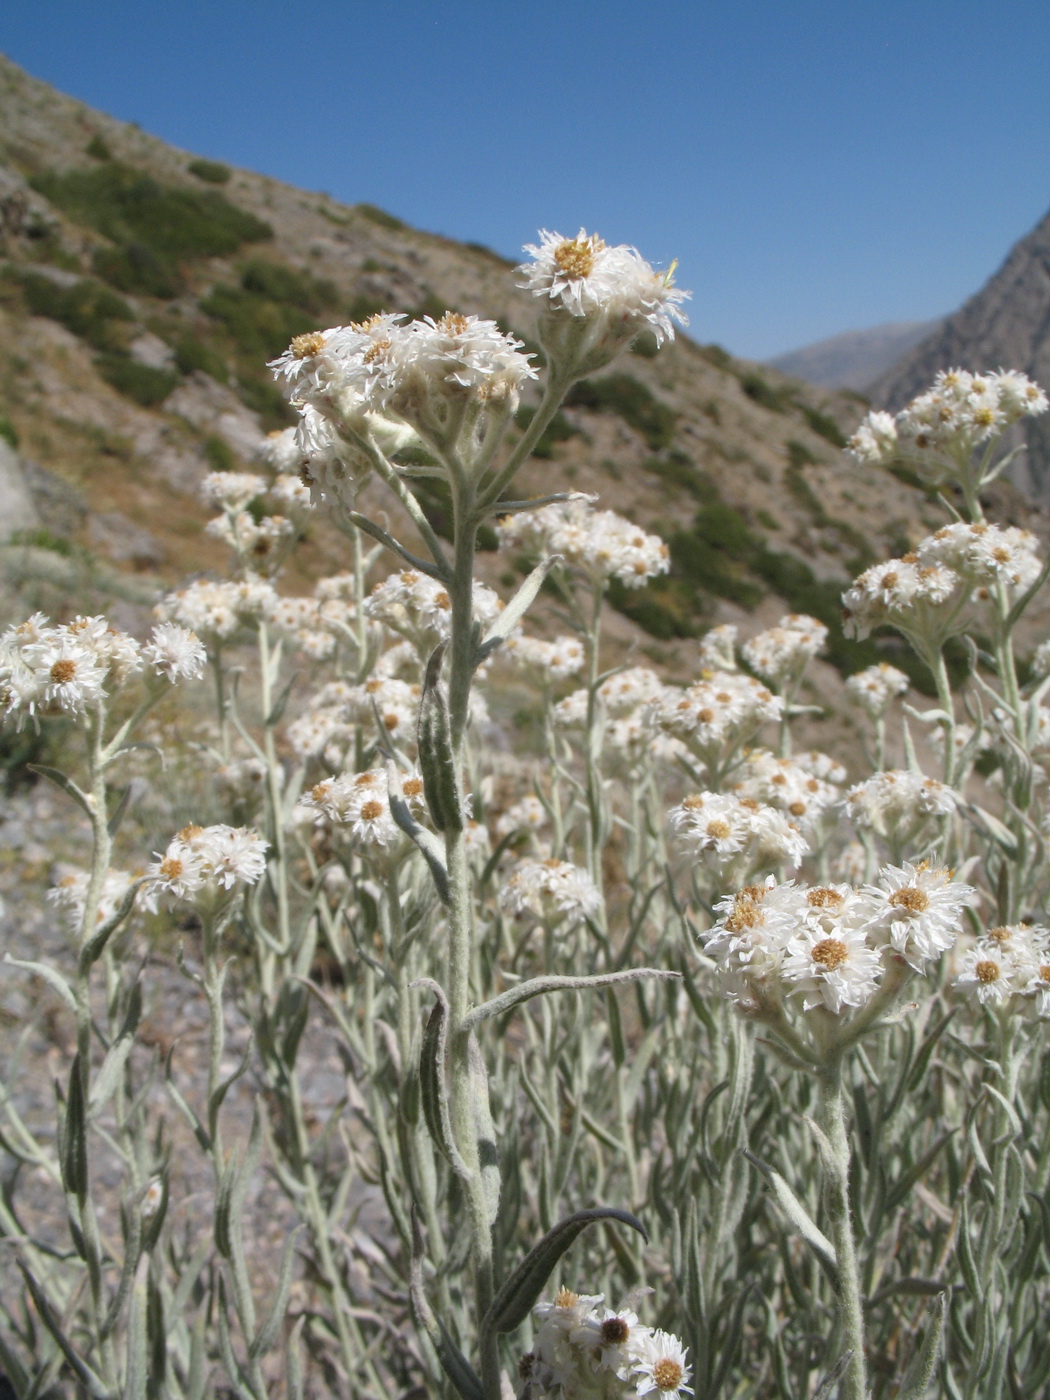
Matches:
[0,440,41,540]
[129,332,176,371]
[87,511,166,567]
[19,460,86,536]
[165,371,267,461]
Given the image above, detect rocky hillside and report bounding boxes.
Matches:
[0,51,1040,698]
[870,207,1050,501]
[768,319,942,391]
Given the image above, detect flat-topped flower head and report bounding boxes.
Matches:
[845,662,910,719]
[145,824,267,912]
[500,857,601,927]
[842,555,965,645]
[845,771,960,848]
[848,410,898,465]
[519,227,689,372]
[741,614,827,688]
[864,861,974,969]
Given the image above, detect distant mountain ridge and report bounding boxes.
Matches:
[768,320,943,392]
[0,49,1038,693]
[870,206,1050,501]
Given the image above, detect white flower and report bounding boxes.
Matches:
[844,663,910,719]
[863,862,973,970]
[741,614,827,688]
[847,410,898,465]
[365,570,502,651]
[500,858,601,926]
[841,556,965,644]
[293,770,414,851]
[781,901,882,1014]
[200,471,265,512]
[24,632,109,716]
[519,229,689,349]
[845,771,959,845]
[498,499,669,590]
[650,670,783,767]
[672,791,809,877]
[143,623,206,682]
[49,868,138,933]
[500,634,585,683]
[730,748,841,833]
[495,794,550,838]
[956,929,1043,1005]
[917,522,1041,597]
[146,824,267,907]
[629,1328,693,1396]
[697,624,739,671]
[702,880,806,1006]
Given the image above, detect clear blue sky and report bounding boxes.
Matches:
[3,1,1048,360]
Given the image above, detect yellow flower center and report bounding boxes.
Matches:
[975,960,1000,984]
[49,659,77,684]
[290,331,325,359]
[889,886,929,913]
[653,1358,684,1391]
[554,236,603,280]
[812,938,848,970]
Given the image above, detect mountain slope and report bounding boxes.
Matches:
[0,51,1029,691]
[768,320,942,391]
[869,207,1050,500]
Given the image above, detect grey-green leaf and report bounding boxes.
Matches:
[415,980,470,1179]
[483,1207,649,1336]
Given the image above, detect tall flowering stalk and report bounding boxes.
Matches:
[266,232,689,1397]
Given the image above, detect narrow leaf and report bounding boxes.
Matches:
[746,1152,837,1274]
[249,1227,301,1360]
[26,764,91,816]
[475,554,562,664]
[897,1292,948,1400]
[409,1209,484,1400]
[413,979,470,1179]
[3,954,76,1014]
[462,967,680,1031]
[483,1207,649,1336]
[62,1054,88,1203]
[417,643,460,832]
[107,783,133,837]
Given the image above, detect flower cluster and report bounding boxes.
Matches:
[841,554,965,646]
[364,569,503,653]
[519,228,688,373]
[1,614,204,724]
[500,633,586,683]
[293,768,424,853]
[145,824,268,909]
[848,369,1048,467]
[917,521,1041,598]
[500,857,601,928]
[729,748,843,834]
[670,791,809,878]
[956,923,1050,1014]
[520,1289,691,1399]
[703,863,972,1016]
[497,499,670,589]
[740,614,827,689]
[844,663,910,719]
[649,670,783,771]
[844,769,959,846]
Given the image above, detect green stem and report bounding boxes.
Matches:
[817,1061,867,1400]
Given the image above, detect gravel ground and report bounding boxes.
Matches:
[0,779,395,1394]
